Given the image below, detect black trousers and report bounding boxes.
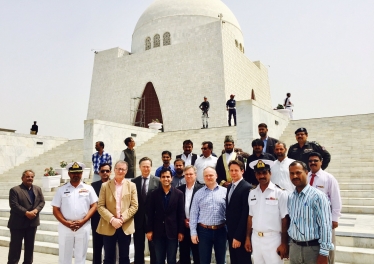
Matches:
[8,227,37,264]
[227,237,252,264]
[133,228,156,264]
[179,227,200,264]
[228,109,236,126]
[91,224,104,264]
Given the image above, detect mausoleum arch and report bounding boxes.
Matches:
[235,40,238,47]
[154,34,160,48]
[145,37,151,50]
[163,32,171,46]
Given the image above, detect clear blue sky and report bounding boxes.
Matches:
[1,0,373,139]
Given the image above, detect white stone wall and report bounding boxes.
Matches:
[0,132,68,174]
[87,21,230,131]
[83,119,160,170]
[236,100,290,153]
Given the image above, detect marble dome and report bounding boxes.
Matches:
[134,0,242,33]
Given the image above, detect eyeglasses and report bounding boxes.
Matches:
[308,159,320,163]
[100,170,110,173]
[201,148,209,150]
[115,168,127,171]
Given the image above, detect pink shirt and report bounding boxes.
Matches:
[114,178,125,218]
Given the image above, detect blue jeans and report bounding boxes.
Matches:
[197,225,227,264]
[153,236,178,264]
[103,228,131,264]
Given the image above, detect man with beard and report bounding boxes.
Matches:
[194,141,218,184]
[51,162,98,264]
[176,140,198,166]
[308,152,341,264]
[245,160,289,264]
[271,142,295,193]
[258,123,278,158]
[172,159,186,187]
[155,151,176,177]
[287,128,331,170]
[91,163,111,264]
[92,141,112,182]
[288,161,333,264]
[120,137,136,178]
[8,169,45,264]
[244,139,275,186]
[216,135,244,187]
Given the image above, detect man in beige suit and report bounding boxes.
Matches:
[97,160,139,264]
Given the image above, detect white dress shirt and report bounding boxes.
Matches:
[271,157,295,194]
[194,155,218,183]
[181,153,192,166]
[185,184,194,219]
[308,169,342,222]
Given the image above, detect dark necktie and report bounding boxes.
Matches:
[141,177,148,201]
[309,173,316,186]
[228,184,235,203]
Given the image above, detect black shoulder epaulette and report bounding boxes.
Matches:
[311,141,320,146]
[275,184,285,190]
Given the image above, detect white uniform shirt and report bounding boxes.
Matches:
[185,184,195,219]
[308,169,342,222]
[194,155,218,183]
[51,181,98,226]
[181,153,193,166]
[271,157,295,194]
[248,181,288,233]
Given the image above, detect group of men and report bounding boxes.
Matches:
[8,122,340,264]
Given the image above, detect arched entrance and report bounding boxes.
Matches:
[134,82,163,129]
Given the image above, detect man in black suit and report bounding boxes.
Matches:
[258,123,278,158]
[146,168,185,264]
[177,165,204,264]
[91,163,111,264]
[226,160,252,264]
[8,169,45,264]
[132,157,160,264]
[176,140,198,166]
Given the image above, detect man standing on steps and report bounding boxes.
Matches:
[176,140,198,166]
[287,128,331,170]
[91,163,111,264]
[283,93,293,119]
[8,169,45,264]
[288,161,333,264]
[226,94,236,126]
[194,141,218,184]
[92,141,112,182]
[258,123,278,158]
[199,96,210,129]
[51,162,98,264]
[155,151,176,177]
[120,137,136,178]
[132,157,160,264]
[271,142,295,193]
[171,158,186,188]
[308,152,341,264]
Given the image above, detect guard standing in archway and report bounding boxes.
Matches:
[226,94,236,126]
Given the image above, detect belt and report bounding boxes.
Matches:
[199,223,225,230]
[291,239,319,247]
[286,106,292,108]
[228,107,236,109]
[253,230,280,237]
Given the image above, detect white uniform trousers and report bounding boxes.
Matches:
[286,107,293,119]
[58,223,90,264]
[252,231,283,264]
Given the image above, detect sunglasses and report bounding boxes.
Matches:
[201,148,209,150]
[100,170,110,173]
[308,159,320,163]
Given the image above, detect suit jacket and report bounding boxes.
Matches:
[264,136,279,158]
[146,186,185,240]
[176,153,198,166]
[131,175,160,231]
[177,182,204,218]
[8,184,45,229]
[225,179,251,243]
[97,179,138,236]
[216,154,245,185]
[91,180,104,229]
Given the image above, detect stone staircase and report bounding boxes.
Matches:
[279,114,374,263]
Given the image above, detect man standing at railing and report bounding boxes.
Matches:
[199,96,210,129]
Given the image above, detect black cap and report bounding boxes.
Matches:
[295,127,308,134]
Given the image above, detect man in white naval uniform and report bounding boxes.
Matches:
[51,162,98,264]
[245,160,289,264]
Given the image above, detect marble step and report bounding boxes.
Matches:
[337,235,374,248]
[341,198,374,206]
[340,190,374,198]
[335,245,374,264]
[0,217,58,232]
[341,205,374,214]
[0,210,56,221]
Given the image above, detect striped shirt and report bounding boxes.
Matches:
[288,184,334,256]
[189,184,227,236]
[92,151,112,174]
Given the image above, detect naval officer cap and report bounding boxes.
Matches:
[249,160,274,172]
[66,162,85,172]
[295,127,308,134]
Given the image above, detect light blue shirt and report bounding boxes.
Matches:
[189,184,227,236]
[288,184,334,256]
[262,137,268,153]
